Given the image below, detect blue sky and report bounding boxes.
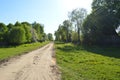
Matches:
[0,0,93,35]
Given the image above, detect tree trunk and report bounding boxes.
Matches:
[77,21,80,43]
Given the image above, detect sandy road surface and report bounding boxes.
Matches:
[0,42,60,80]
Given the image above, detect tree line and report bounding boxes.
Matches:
[55,0,120,45]
[0,21,53,45]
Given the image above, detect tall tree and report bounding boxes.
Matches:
[55,24,67,42]
[32,22,44,41]
[69,8,87,43]
[63,20,72,42]
[54,31,60,41]
[22,24,32,43]
[55,25,63,41]
[82,0,120,45]
[42,33,47,41]
[47,33,53,41]
[92,0,120,29]
[0,23,8,42]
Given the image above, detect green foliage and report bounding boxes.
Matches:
[0,21,46,46]
[42,33,48,41]
[82,0,120,45]
[63,20,72,42]
[55,0,120,45]
[14,21,21,26]
[7,23,14,30]
[71,31,78,43]
[23,24,32,43]
[92,0,120,20]
[0,23,7,32]
[0,23,8,41]
[31,28,39,42]
[8,27,26,44]
[54,20,72,42]
[55,8,87,43]
[92,0,120,30]
[47,33,53,41]
[32,22,44,41]
[55,43,120,80]
[82,13,98,44]
[21,22,31,26]
[59,25,66,41]
[69,8,87,42]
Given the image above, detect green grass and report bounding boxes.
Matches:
[55,43,120,80]
[0,42,49,61]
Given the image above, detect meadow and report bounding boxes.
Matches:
[0,42,49,61]
[55,43,120,80]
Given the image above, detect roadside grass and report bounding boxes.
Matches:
[55,43,120,80]
[0,42,49,61]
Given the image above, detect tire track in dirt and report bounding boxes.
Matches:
[0,42,60,80]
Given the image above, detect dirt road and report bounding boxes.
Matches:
[0,43,60,80]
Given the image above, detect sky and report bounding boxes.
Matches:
[0,0,93,36]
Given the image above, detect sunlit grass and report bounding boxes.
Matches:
[0,42,49,61]
[55,43,120,80]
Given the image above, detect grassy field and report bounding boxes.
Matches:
[55,42,120,80]
[0,42,49,61]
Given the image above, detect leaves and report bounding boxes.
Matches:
[0,21,46,45]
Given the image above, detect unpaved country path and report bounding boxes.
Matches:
[0,42,60,80]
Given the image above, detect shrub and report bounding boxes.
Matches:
[8,27,26,45]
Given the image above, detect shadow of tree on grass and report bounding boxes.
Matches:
[57,43,120,58]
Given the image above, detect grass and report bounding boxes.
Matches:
[0,41,49,61]
[55,42,120,80]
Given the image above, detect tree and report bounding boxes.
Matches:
[55,20,72,42]
[71,31,78,43]
[0,21,47,45]
[82,0,120,45]
[55,25,66,42]
[22,24,32,43]
[82,13,98,44]
[92,0,120,28]
[69,8,87,43]
[47,33,53,41]
[32,22,44,41]
[8,27,26,45]
[54,31,60,41]
[7,23,14,31]
[0,23,8,42]
[14,21,21,26]
[31,28,38,42]
[42,33,47,41]
[21,22,31,26]
[63,20,72,42]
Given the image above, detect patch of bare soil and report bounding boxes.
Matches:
[0,42,61,80]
